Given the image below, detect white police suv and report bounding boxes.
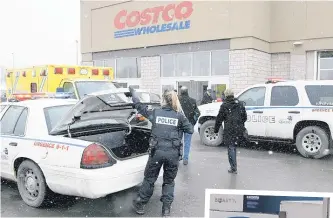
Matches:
[197,79,333,159]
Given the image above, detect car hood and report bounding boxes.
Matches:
[49,93,159,135]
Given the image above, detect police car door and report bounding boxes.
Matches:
[237,86,267,137]
[265,85,302,140]
[0,105,28,180]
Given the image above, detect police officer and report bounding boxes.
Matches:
[214,89,247,174]
[130,87,194,217]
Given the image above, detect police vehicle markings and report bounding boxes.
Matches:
[0,135,86,148]
[156,116,179,126]
[244,106,333,111]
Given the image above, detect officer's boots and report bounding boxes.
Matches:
[162,204,171,217]
[132,197,146,215]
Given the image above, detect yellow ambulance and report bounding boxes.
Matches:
[5,64,119,101]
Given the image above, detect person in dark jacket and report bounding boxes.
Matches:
[201,89,213,105]
[179,86,201,165]
[130,87,194,217]
[221,92,226,102]
[214,89,247,174]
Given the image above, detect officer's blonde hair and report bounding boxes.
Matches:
[162,90,183,113]
[224,88,234,97]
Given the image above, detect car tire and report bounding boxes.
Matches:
[199,120,223,147]
[295,126,330,159]
[16,160,48,208]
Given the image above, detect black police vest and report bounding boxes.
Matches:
[151,107,182,148]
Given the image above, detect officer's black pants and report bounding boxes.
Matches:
[224,135,239,171]
[138,149,179,206]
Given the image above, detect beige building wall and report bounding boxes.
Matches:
[81,1,333,93]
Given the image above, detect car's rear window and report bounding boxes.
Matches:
[44,105,74,133]
[305,85,333,106]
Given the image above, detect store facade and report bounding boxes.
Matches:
[80,0,333,102]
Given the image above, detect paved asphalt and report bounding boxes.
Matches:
[1,133,333,217]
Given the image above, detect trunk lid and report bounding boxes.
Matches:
[49,90,159,136]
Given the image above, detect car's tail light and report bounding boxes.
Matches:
[81,143,116,169]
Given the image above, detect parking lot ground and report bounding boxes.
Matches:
[1,133,332,217]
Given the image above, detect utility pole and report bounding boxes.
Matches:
[75,40,79,65]
[12,53,14,68]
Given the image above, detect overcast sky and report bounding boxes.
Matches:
[0,0,80,69]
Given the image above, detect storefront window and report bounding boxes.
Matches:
[162,85,174,93]
[137,58,141,78]
[161,54,175,77]
[175,53,192,77]
[319,51,333,80]
[211,84,227,100]
[93,60,104,67]
[211,50,229,76]
[104,59,115,68]
[192,51,210,76]
[116,57,139,78]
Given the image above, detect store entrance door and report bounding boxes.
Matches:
[177,81,208,104]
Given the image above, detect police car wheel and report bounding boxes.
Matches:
[200,120,223,147]
[17,160,48,208]
[295,126,330,159]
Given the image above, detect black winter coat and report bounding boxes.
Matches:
[214,96,247,137]
[201,92,213,105]
[179,93,201,126]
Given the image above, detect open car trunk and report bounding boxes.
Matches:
[73,126,151,159]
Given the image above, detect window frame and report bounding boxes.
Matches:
[270,85,299,106]
[160,49,229,78]
[0,105,29,137]
[115,57,140,79]
[237,86,267,107]
[317,51,333,80]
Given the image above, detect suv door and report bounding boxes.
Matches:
[265,85,302,139]
[237,86,267,137]
[0,106,29,179]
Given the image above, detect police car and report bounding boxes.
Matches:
[0,91,159,208]
[197,79,333,159]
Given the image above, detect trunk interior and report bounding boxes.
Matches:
[74,127,151,159]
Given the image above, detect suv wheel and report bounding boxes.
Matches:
[199,120,223,147]
[295,126,330,159]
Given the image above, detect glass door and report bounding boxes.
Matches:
[177,81,208,104]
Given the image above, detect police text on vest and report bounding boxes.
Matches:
[156,116,179,126]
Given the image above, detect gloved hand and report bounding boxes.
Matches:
[214,127,219,134]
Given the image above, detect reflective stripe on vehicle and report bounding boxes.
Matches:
[0,135,86,148]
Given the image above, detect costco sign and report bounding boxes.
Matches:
[113,1,193,38]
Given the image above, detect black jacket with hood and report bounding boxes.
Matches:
[179,93,201,126]
[201,91,213,105]
[214,96,247,137]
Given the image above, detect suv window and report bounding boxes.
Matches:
[270,86,299,106]
[305,85,333,106]
[238,87,266,106]
[0,106,27,135]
